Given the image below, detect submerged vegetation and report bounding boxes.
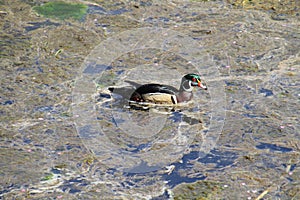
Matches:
[33,1,88,20]
[0,0,299,199]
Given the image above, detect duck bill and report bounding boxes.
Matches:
[198,81,207,90]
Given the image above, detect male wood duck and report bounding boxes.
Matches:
[108,73,207,105]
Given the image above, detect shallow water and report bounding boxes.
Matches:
[0,0,299,199]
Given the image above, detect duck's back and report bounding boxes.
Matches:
[135,84,178,94]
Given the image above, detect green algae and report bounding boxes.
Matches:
[33,1,88,20]
[41,173,54,181]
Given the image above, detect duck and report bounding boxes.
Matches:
[108,73,207,105]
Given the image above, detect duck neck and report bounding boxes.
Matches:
[176,90,193,103]
[177,80,193,103]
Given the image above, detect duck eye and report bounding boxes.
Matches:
[192,77,196,82]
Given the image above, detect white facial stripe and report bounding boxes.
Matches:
[182,80,193,92]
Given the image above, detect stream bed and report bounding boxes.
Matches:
[0,0,299,199]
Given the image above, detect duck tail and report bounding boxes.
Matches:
[108,86,136,99]
[108,87,115,92]
[124,80,141,88]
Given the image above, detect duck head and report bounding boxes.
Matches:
[179,73,207,92]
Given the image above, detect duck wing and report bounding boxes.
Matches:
[135,84,178,95]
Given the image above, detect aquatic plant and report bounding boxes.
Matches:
[33,1,88,20]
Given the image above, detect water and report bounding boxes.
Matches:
[0,0,299,199]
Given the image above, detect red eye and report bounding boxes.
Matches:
[192,78,196,82]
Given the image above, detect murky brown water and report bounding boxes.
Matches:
[1,0,299,199]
